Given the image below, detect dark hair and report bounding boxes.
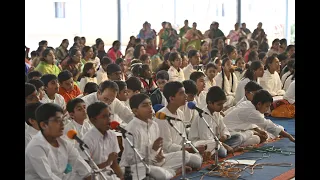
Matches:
[277,53,288,62]
[69,48,80,58]
[252,89,273,106]
[140,54,150,63]
[224,45,236,56]
[146,38,153,44]
[129,93,150,109]
[248,51,258,62]
[180,52,187,59]
[114,80,127,92]
[39,40,47,46]
[31,51,38,57]
[40,48,52,62]
[58,70,73,83]
[221,58,234,92]
[81,37,86,41]
[133,44,145,59]
[182,80,197,95]
[272,38,280,45]
[210,48,219,61]
[27,71,42,80]
[25,102,42,126]
[95,38,102,45]
[265,54,277,70]
[282,59,295,89]
[163,81,184,103]
[249,40,258,48]
[112,40,120,47]
[35,103,63,128]
[258,52,266,61]
[168,52,179,63]
[25,83,36,98]
[40,74,57,87]
[27,79,44,91]
[140,64,151,78]
[280,38,287,46]
[101,57,112,65]
[131,63,142,77]
[115,58,124,65]
[60,39,69,46]
[160,46,169,53]
[99,80,119,93]
[87,102,108,119]
[84,82,99,94]
[188,50,198,58]
[126,76,142,92]
[244,81,263,92]
[82,46,92,57]
[164,52,170,61]
[106,63,121,75]
[286,45,295,52]
[80,62,96,78]
[66,98,85,113]
[156,70,169,81]
[205,63,217,71]
[243,60,263,81]
[74,36,80,42]
[206,86,226,104]
[190,71,205,82]
[135,38,141,44]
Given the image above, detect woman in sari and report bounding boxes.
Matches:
[161,23,179,50]
[183,22,204,51]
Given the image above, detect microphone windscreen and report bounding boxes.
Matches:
[155,112,166,120]
[153,104,164,113]
[110,121,120,130]
[67,129,77,139]
[187,101,196,110]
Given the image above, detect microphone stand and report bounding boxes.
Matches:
[166,119,200,180]
[198,111,223,171]
[79,144,108,180]
[122,131,151,180]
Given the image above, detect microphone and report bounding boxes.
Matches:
[110,121,132,135]
[67,130,89,149]
[187,101,209,115]
[155,112,182,121]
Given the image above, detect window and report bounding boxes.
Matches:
[55,2,66,18]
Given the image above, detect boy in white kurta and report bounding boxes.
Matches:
[82,102,124,180]
[120,93,194,179]
[190,71,208,110]
[183,50,202,80]
[155,81,203,168]
[168,52,185,82]
[63,98,92,148]
[40,74,66,112]
[259,55,285,97]
[204,63,218,92]
[25,102,42,148]
[189,86,243,158]
[25,103,92,180]
[283,80,295,104]
[223,90,295,146]
[82,80,134,124]
[180,80,198,128]
[215,58,238,108]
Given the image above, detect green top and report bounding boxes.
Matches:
[35,61,61,77]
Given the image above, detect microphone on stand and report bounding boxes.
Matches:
[109,121,132,135]
[67,129,89,149]
[155,112,183,121]
[187,101,209,115]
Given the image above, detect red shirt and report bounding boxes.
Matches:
[145,46,157,56]
[107,48,123,62]
[58,85,81,103]
[244,50,251,63]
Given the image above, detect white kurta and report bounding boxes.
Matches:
[160,91,168,106]
[25,126,39,148]
[119,117,180,179]
[283,75,293,91]
[63,120,92,149]
[215,71,238,107]
[96,68,109,85]
[183,64,196,80]
[281,71,291,85]
[155,107,186,153]
[25,132,91,180]
[168,66,185,82]
[179,101,197,126]
[234,78,260,104]
[194,91,207,110]
[260,69,285,96]
[79,77,98,93]
[204,76,216,92]
[189,107,229,153]
[283,80,295,104]
[223,101,283,137]
[81,127,120,173]
[82,92,134,123]
[41,93,66,110]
